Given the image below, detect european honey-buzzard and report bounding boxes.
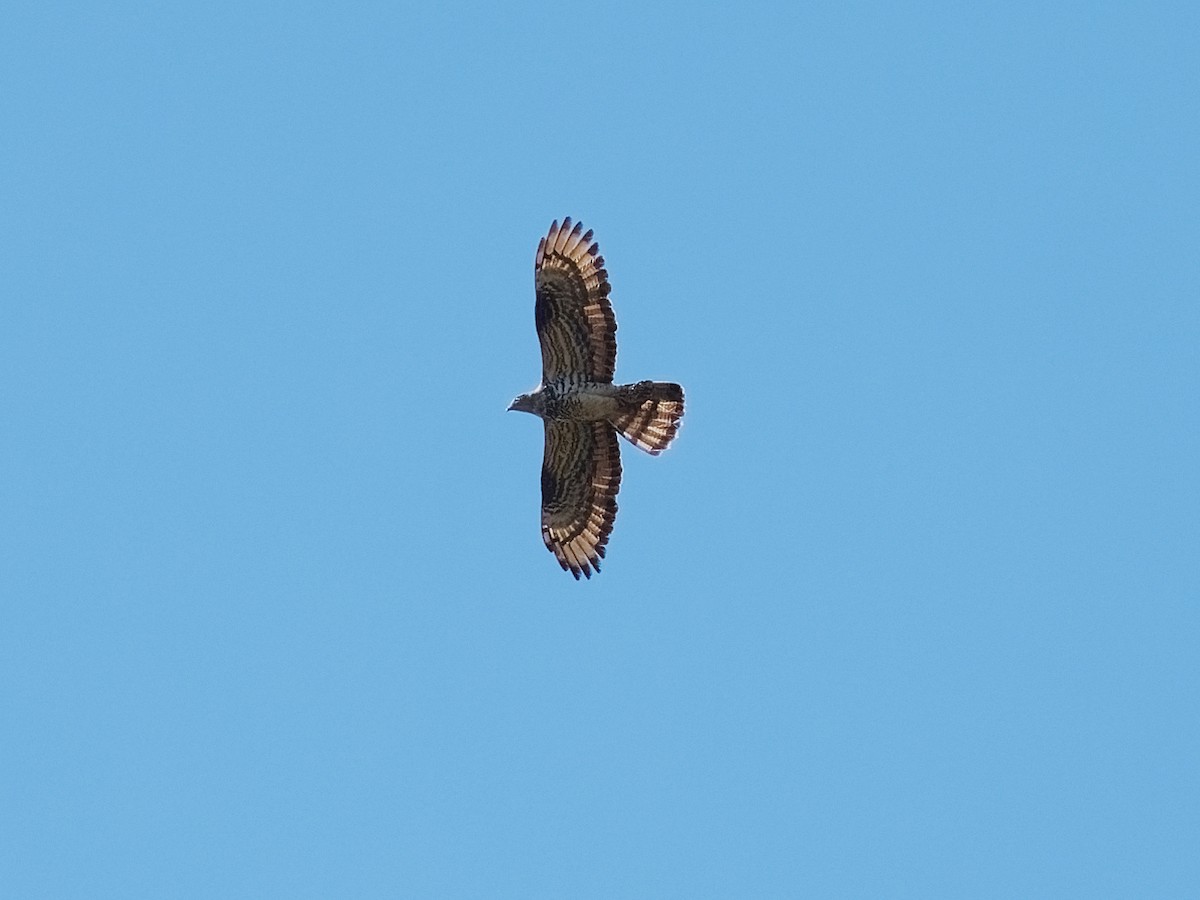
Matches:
[509,218,685,579]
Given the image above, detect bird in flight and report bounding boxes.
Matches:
[509,218,685,579]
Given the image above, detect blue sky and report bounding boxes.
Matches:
[2,1,1197,896]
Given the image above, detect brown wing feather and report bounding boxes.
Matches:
[540,421,622,580]
[534,217,617,383]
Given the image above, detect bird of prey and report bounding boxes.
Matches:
[509,218,685,579]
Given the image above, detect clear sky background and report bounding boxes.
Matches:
[2,2,1197,897]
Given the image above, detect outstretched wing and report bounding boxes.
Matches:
[541,421,622,579]
[535,217,617,383]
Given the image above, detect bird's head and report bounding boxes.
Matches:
[508,392,538,415]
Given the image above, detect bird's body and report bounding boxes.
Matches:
[509,218,684,579]
[512,378,624,422]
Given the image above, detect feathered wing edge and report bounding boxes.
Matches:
[534,217,617,383]
[540,421,622,580]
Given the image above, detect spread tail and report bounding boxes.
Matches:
[610,381,685,455]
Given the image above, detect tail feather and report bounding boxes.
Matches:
[610,381,684,455]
